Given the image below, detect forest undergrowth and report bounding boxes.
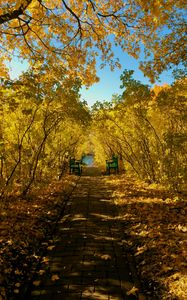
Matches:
[105,175,187,300]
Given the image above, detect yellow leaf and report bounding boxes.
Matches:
[51,274,60,281]
[38,269,45,275]
[100,254,111,260]
[33,280,41,287]
[47,245,55,251]
[42,257,49,263]
[126,286,139,296]
[15,283,21,287]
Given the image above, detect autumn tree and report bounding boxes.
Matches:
[150,79,187,191]
[0,0,186,82]
[0,66,90,196]
[91,70,187,192]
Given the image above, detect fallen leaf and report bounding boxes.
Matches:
[38,269,45,275]
[126,286,139,296]
[42,257,49,263]
[33,280,41,287]
[51,274,60,281]
[47,245,55,251]
[15,283,21,287]
[101,254,111,260]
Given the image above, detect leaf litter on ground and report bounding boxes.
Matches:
[105,175,187,300]
[0,175,78,300]
[1,174,186,300]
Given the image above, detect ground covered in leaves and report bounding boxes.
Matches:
[0,174,186,300]
[0,176,79,300]
[106,175,187,300]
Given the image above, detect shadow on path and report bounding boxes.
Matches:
[82,166,102,177]
[26,168,141,300]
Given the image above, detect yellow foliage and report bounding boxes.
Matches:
[0,0,186,82]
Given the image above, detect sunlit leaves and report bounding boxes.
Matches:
[0,67,90,195]
[91,70,187,192]
[0,0,186,83]
[110,175,187,299]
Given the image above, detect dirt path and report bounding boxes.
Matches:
[26,168,142,300]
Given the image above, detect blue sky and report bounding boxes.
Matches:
[8,45,174,107]
[81,45,174,106]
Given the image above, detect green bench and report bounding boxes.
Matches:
[69,158,82,175]
[106,156,119,175]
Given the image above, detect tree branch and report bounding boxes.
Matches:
[61,0,83,39]
[0,0,33,25]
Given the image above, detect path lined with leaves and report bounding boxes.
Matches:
[26,168,142,300]
[1,168,186,300]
